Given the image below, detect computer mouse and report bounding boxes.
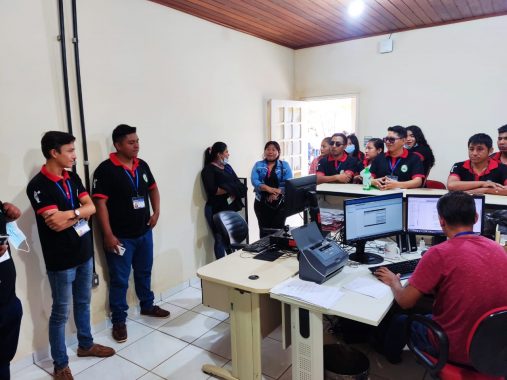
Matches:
[248,275,259,280]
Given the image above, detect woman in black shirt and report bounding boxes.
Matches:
[201,142,246,259]
[406,125,436,180]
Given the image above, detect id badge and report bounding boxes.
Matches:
[386,175,398,181]
[73,219,91,237]
[132,196,146,209]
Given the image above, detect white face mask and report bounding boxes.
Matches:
[6,221,30,252]
[223,157,229,165]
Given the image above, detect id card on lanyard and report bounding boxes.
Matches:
[387,158,400,181]
[56,179,90,237]
[124,169,146,210]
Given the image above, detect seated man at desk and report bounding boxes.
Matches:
[316,133,362,184]
[490,124,507,165]
[447,133,507,195]
[375,191,507,366]
[370,125,425,190]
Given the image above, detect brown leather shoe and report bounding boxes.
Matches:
[140,305,170,318]
[112,322,127,343]
[77,343,115,358]
[54,366,74,380]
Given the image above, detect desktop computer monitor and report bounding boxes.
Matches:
[406,194,485,236]
[344,193,404,264]
[284,175,317,218]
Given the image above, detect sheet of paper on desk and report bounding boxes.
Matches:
[271,277,344,309]
[342,277,390,299]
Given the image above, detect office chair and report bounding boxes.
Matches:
[406,307,507,380]
[213,211,249,254]
[425,180,447,189]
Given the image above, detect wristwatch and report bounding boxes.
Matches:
[73,209,81,219]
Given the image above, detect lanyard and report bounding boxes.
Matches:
[55,180,75,209]
[454,231,475,238]
[389,158,401,175]
[124,169,139,195]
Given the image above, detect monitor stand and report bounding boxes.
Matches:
[348,240,383,264]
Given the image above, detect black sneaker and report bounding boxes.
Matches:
[112,322,127,343]
[140,305,170,318]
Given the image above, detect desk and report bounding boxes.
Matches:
[317,183,507,208]
[271,252,420,380]
[197,251,298,380]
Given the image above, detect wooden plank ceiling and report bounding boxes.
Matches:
[150,0,507,49]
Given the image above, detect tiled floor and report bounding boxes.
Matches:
[13,282,426,379]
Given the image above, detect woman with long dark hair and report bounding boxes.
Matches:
[251,141,293,237]
[201,142,246,259]
[346,133,365,161]
[406,125,435,178]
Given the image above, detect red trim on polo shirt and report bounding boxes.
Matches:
[109,153,139,177]
[326,153,348,170]
[92,193,108,199]
[449,173,461,180]
[413,151,424,161]
[490,152,502,162]
[386,148,409,166]
[41,165,70,182]
[78,191,89,199]
[362,158,369,167]
[412,174,426,180]
[148,183,157,190]
[316,171,325,176]
[36,205,58,215]
[463,159,498,181]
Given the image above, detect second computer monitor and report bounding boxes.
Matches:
[284,175,317,218]
[406,194,485,236]
[344,192,404,264]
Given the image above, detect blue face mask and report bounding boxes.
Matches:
[345,145,356,154]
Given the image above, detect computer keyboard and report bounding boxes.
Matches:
[368,258,421,279]
[244,236,273,253]
[253,249,285,262]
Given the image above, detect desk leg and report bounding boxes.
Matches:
[201,287,262,380]
[290,306,324,380]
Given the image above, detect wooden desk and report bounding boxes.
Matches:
[271,252,419,380]
[197,251,298,380]
[317,183,507,208]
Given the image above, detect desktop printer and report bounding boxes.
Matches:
[292,222,348,284]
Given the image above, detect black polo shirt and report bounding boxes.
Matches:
[370,148,425,182]
[316,153,362,182]
[411,145,433,176]
[490,152,503,163]
[0,201,16,306]
[27,166,92,271]
[449,159,507,185]
[92,153,156,239]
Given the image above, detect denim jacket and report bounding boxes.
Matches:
[251,160,293,201]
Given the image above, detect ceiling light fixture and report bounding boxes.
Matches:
[348,0,365,18]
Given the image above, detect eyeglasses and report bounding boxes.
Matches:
[383,137,402,144]
[329,141,344,147]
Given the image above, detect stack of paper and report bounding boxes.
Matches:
[320,208,344,231]
[342,277,390,299]
[271,277,344,309]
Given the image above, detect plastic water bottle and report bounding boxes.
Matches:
[362,167,371,190]
[419,237,426,251]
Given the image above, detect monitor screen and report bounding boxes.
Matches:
[284,175,317,218]
[344,193,404,243]
[406,194,485,235]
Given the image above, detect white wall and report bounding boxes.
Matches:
[295,16,507,182]
[0,0,293,361]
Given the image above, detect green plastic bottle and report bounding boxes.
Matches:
[362,166,371,190]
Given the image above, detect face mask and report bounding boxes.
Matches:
[223,157,229,165]
[345,145,355,154]
[6,221,30,252]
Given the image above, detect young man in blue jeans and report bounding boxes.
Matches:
[27,132,114,380]
[93,124,169,343]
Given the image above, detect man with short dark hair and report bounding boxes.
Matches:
[370,126,425,190]
[93,124,169,344]
[490,124,507,165]
[375,191,507,366]
[316,133,362,184]
[448,133,507,195]
[0,201,22,380]
[27,131,114,380]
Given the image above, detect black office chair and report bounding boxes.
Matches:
[406,307,507,380]
[213,211,249,254]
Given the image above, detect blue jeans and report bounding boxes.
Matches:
[47,257,94,370]
[105,229,155,324]
[204,204,226,259]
